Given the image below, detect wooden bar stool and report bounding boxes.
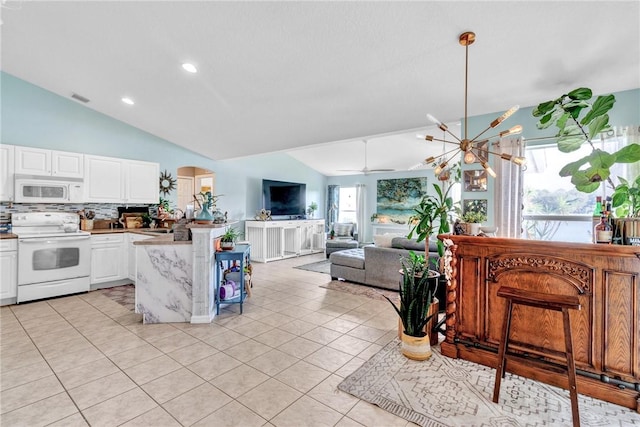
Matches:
[492,286,582,427]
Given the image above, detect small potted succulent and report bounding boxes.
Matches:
[219,227,242,251]
[461,211,487,235]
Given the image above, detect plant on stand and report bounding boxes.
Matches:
[383,251,439,361]
[219,227,242,251]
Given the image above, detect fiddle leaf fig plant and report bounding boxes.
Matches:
[533,87,640,193]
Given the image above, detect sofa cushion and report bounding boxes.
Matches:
[373,233,404,248]
[329,248,365,269]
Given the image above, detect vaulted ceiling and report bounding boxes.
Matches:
[2,1,638,175]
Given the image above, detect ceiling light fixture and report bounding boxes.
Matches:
[121,97,135,105]
[419,32,525,178]
[182,63,198,73]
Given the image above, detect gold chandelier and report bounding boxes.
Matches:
[419,31,526,178]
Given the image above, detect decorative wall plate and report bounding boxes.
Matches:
[159,170,177,196]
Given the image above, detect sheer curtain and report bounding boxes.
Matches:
[355,184,366,244]
[494,137,525,238]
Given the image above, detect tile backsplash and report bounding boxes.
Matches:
[0,203,153,222]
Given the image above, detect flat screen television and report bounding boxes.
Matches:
[262,179,306,217]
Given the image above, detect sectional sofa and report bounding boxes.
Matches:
[329,236,441,291]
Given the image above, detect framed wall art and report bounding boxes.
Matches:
[376,178,428,225]
[464,170,488,192]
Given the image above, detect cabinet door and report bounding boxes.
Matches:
[15,146,51,176]
[91,245,124,284]
[0,250,17,300]
[85,155,125,202]
[0,144,15,202]
[126,160,159,204]
[52,150,84,178]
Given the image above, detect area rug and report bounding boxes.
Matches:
[338,340,640,427]
[97,284,135,311]
[294,259,331,274]
[320,280,399,302]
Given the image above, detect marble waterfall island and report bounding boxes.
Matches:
[134,223,230,324]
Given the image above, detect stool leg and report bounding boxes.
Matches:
[562,308,580,427]
[493,299,513,403]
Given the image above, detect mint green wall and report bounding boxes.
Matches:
[330,88,639,235]
[1,72,327,223]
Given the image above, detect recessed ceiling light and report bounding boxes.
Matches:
[121,97,135,105]
[182,63,198,73]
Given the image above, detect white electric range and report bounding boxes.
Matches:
[12,212,91,303]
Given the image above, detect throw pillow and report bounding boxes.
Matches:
[334,223,353,238]
[373,233,403,248]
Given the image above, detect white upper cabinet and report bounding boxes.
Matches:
[126,160,159,204]
[85,154,159,204]
[15,146,83,178]
[51,150,84,178]
[0,144,15,201]
[84,155,125,202]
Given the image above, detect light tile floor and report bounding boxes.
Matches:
[1,253,416,426]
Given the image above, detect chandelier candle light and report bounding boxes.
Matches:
[418,32,526,178]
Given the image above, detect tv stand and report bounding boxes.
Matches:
[245,219,326,262]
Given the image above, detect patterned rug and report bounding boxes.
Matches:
[320,280,399,302]
[294,259,331,274]
[97,284,135,311]
[338,340,640,427]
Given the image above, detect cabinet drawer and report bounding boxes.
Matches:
[91,234,124,245]
[0,239,17,251]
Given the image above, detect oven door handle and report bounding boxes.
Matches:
[19,236,91,244]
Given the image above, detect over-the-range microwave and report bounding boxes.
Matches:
[14,176,84,203]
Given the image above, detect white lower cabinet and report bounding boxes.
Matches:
[0,240,18,303]
[90,234,126,284]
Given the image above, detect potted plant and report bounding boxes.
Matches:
[307,201,318,218]
[220,227,242,251]
[461,211,487,235]
[383,251,439,360]
[408,183,455,257]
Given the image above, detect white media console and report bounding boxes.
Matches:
[245,219,326,263]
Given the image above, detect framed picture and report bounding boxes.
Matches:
[474,140,488,164]
[463,199,488,217]
[464,170,488,192]
[376,178,428,225]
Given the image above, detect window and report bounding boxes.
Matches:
[338,187,356,223]
[522,135,628,243]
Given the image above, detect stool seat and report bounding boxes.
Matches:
[493,286,581,427]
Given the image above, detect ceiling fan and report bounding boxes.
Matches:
[339,140,395,175]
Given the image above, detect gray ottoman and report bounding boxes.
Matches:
[325,239,359,258]
[329,248,366,284]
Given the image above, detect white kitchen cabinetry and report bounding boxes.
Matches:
[127,233,153,281]
[90,234,126,284]
[0,144,15,201]
[0,239,18,304]
[126,160,159,204]
[85,155,158,204]
[245,219,325,262]
[15,146,83,178]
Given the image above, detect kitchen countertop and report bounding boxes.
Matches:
[0,233,17,239]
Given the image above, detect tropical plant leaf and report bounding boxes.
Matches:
[567,87,592,100]
[581,94,615,125]
[575,181,600,193]
[614,144,640,163]
[588,114,610,139]
[532,100,556,117]
[557,134,585,153]
[558,156,589,177]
